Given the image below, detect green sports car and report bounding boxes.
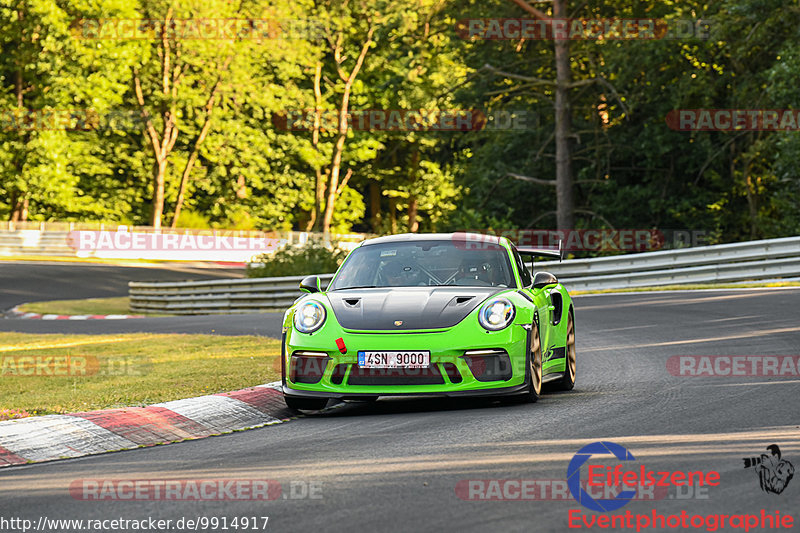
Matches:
[280,232,576,411]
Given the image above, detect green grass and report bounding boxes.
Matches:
[17,297,140,316]
[0,332,281,418]
[572,280,800,295]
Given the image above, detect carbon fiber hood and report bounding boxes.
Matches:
[326,287,504,330]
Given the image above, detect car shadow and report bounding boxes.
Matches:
[306,394,552,417]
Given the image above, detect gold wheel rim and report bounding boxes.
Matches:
[567,316,576,379]
[531,324,542,394]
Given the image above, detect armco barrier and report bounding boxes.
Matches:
[538,236,800,291]
[128,236,800,314]
[129,275,335,314]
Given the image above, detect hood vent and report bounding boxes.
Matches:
[327,287,504,330]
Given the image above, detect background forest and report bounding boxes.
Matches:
[2,0,799,246]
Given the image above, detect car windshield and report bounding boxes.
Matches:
[329,240,516,290]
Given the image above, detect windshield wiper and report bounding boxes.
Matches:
[331,285,377,291]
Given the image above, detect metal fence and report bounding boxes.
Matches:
[128,236,800,314]
[130,275,335,314]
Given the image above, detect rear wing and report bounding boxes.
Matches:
[516,240,563,262]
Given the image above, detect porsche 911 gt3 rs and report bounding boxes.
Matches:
[280,232,576,411]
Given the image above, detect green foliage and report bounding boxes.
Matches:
[1,0,799,245]
[437,0,800,246]
[247,241,348,278]
[173,210,211,229]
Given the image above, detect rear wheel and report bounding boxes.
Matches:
[526,319,543,402]
[284,396,329,412]
[556,311,576,391]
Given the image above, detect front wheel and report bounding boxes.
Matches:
[526,319,544,402]
[284,396,329,412]
[556,311,576,391]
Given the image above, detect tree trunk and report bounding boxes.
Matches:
[151,158,168,228]
[11,54,27,222]
[320,26,375,234]
[10,195,28,222]
[408,197,418,232]
[310,62,324,232]
[321,132,347,233]
[745,173,758,240]
[171,98,218,228]
[20,197,29,221]
[309,170,325,232]
[10,196,29,222]
[8,192,16,222]
[553,0,574,231]
[389,197,398,234]
[171,153,195,227]
[407,148,420,232]
[235,175,247,199]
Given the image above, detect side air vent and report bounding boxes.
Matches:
[454,296,474,305]
[550,290,563,326]
[344,298,361,307]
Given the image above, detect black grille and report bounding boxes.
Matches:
[442,362,462,383]
[331,364,348,385]
[347,365,445,386]
[290,355,329,384]
[462,350,513,382]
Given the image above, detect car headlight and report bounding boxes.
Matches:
[293,301,326,333]
[478,297,515,331]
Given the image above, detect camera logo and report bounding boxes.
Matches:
[743,444,794,495]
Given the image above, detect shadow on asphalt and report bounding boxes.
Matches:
[306,393,574,417]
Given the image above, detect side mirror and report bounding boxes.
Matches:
[532,271,558,290]
[299,275,322,293]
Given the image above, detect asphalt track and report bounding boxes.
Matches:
[0,261,244,309]
[0,261,268,335]
[1,285,799,532]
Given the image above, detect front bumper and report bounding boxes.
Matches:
[283,321,531,398]
[282,382,530,399]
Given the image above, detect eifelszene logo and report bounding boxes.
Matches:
[567,441,637,512]
[566,441,721,512]
[743,445,795,495]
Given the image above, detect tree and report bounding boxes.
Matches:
[0,0,141,222]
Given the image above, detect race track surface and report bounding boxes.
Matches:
[1,288,798,532]
[0,313,283,336]
[0,261,273,335]
[0,261,243,309]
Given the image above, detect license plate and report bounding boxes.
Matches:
[357,351,430,368]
